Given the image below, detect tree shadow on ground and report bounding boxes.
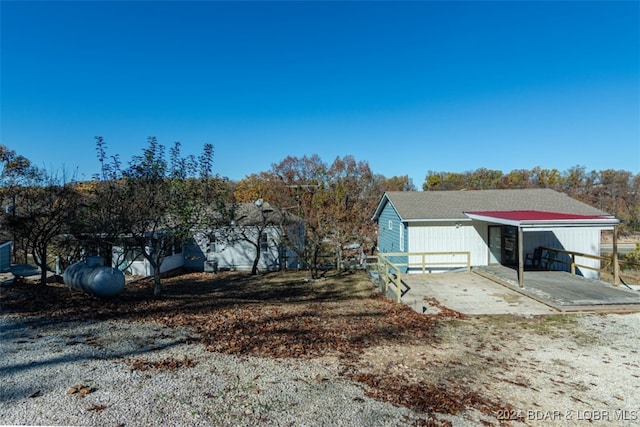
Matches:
[0,270,440,359]
[1,269,509,424]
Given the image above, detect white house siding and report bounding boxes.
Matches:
[406,222,604,278]
[406,221,488,272]
[0,241,11,272]
[186,225,302,272]
[212,227,282,271]
[523,227,603,279]
[112,247,183,277]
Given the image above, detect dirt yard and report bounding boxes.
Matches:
[2,270,639,426]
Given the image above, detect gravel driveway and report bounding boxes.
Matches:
[2,271,639,426]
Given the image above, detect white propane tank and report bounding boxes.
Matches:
[63,256,125,298]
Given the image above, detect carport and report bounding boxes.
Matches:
[464,210,621,288]
[475,265,640,312]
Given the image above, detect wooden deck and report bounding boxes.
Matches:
[475,265,640,312]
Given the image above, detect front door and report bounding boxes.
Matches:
[489,225,519,266]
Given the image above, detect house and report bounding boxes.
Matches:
[371,189,619,283]
[115,202,304,275]
[0,241,11,272]
[184,201,304,272]
[112,235,185,277]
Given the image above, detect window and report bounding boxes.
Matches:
[125,248,144,263]
[388,220,393,230]
[173,239,183,255]
[260,233,268,251]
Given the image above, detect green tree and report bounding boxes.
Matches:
[468,168,503,190]
[530,167,562,189]
[423,171,443,191]
[500,169,531,189]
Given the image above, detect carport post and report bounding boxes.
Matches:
[518,227,524,288]
[613,226,620,286]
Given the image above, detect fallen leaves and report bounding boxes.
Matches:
[125,356,197,371]
[349,372,509,419]
[0,270,485,420]
[423,297,467,320]
[181,294,440,360]
[67,384,94,397]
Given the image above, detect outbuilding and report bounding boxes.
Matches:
[372,189,620,286]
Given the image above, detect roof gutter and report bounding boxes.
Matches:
[464,212,620,228]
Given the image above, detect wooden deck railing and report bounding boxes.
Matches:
[379,255,407,302]
[378,251,471,274]
[538,246,604,274]
[538,246,640,286]
[375,251,471,302]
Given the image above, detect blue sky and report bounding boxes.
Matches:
[2,1,638,185]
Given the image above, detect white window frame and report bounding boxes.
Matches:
[399,222,405,251]
[388,220,393,230]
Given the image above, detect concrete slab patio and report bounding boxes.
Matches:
[385,265,640,316]
[394,272,559,316]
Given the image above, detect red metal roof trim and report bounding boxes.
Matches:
[465,210,610,221]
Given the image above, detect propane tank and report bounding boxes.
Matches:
[63,256,126,298]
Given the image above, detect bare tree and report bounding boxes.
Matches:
[222,200,281,275]
[92,137,225,297]
[5,173,81,284]
[0,145,42,262]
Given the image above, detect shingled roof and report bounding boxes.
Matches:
[372,189,614,222]
[232,202,301,226]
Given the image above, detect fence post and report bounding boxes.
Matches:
[383,260,389,293]
[613,228,620,286]
[570,254,576,275]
